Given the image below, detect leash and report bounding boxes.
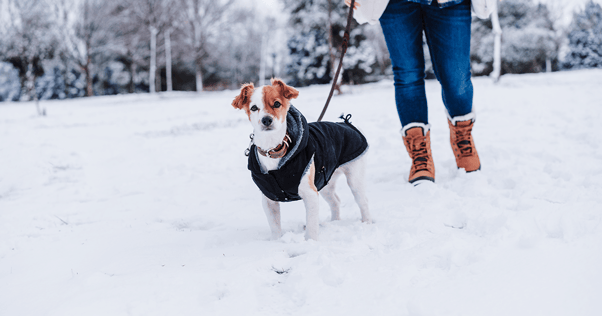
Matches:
[317,0,355,122]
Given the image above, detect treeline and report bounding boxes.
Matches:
[0,0,271,101]
[0,0,601,102]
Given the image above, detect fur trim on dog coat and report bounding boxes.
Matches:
[248,106,368,202]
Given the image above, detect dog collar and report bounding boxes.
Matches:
[257,133,291,159]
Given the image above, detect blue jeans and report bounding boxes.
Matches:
[379,0,473,127]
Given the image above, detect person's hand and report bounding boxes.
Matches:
[344,0,361,9]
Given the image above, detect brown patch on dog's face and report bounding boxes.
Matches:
[231,83,255,119]
[271,78,299,100]
[261,78,299,123]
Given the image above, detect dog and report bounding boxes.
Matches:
[231,78,371,240]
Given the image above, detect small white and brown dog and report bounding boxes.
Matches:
[231,78,371,240]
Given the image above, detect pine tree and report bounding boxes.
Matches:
[0,62,21,101]
[36,66,67,100]
[283,0,376,87]
[564,1,602,69]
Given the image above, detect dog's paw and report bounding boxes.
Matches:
[304,232,319,241]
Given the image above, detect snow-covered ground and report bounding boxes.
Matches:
[1,69,602,316]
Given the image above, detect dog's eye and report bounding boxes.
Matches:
[250,105,258,111]
[273,101,281,108]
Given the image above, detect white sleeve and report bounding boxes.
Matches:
[353,0,390,25]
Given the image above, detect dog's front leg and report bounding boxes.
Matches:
[298,162,320,240]
[262,194,282,240]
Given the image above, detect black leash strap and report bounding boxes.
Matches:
[317,0,355,122]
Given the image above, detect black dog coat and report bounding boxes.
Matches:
[248,106,368,202]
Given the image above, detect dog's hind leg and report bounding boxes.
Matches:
[299,162,320,240]
[341,157,372,224]
[321,169,342,221]
[262,194,282,240]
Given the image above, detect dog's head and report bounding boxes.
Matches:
[231,78,299,132]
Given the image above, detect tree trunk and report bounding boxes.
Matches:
[327,0,335,79]
[165,29,173,92]
[25,60,45,115]
[491,3,502,83]
[128,59,135,93]
[85,55,93,96]
[193,28,203,92]
[149,26,158,94]
[61,57,70,99]
[18,70,27,101]
[327,0,341,93]
[156,67,161,92]
[25,61,36,101]
[271,53,276,78]
[195,62,203,92]
[259,33,267,86]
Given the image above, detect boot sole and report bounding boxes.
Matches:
[410,176,435,186]
[463,165,481,173]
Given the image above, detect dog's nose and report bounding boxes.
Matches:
[261,116,273,127]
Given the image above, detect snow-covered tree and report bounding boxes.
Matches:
[178,0,233,92]
[127,0,179,93]
[286,28,331,86]
[102,2,147,93]
[0,0,58,101]
[54,0,117,97]
[471,0,559,76]
[361,24,391,79]
[563,0,602,69]
[0,0,382,98]
[0,62,20,101]
[282,0,377,87]
[221,8,262,88]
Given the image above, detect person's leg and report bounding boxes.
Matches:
[422,0,473,118]
[423,0,480,172]
[380,1,436,184]
[379,0,428,126]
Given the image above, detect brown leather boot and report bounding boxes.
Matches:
[402,125,435,184]
[448,116,481,172]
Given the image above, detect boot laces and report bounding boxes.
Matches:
[408,136,430,172]
[454,125,474,157]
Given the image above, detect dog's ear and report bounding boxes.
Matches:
[271,78,299,100]
[232,83,254,110]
